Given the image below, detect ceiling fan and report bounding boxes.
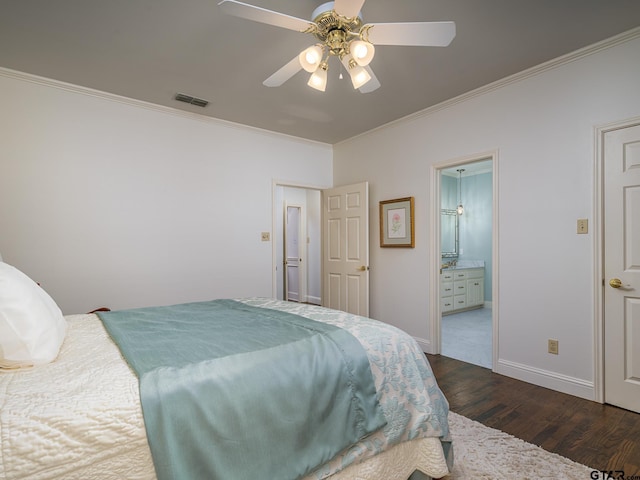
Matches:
[218,0,456,93]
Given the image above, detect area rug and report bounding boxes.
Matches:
[443,412,594,479]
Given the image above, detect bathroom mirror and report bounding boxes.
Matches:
[441,209,458,257]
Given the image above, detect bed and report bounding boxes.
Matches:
[0,263,452,480]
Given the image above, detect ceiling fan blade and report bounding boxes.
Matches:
[333,0,366,18]
[363,21,456,46]
[218,0,315,32]
[263,55,303,87]
[358,66,380,93]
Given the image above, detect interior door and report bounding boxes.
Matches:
[604,123,640,413]
[322,182,369,316]
[285,205,301,302]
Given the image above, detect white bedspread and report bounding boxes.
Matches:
[0,313,155,480]
[0,302,450,480]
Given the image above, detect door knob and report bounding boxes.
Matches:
[609,278,623,289]
[357,266,369,271]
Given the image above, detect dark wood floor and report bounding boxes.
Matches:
[426,354,640,476]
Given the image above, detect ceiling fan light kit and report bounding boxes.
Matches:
[218,0,455,93]
[349,39,375,66]
[341,55,371,89]
[299,45,324,73]
[308,62,329,91]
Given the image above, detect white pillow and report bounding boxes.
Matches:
[0,262,67,368]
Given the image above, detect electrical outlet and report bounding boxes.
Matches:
[548,339,559,355]
[577,219,588,234]
[261,232,270,242]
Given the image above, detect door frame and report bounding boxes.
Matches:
[271,179,330,301]
[594,115,640,404]
[428,150,500,370]
[284,203,304,302]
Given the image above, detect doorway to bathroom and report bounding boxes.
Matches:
[435,156,496,369]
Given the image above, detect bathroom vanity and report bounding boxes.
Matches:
[440,261,485,314]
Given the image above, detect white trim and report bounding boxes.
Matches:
[414,337,432,354]
[594,123,605,404]
[305,295,322,305]
[593,115,640,405]
[271,179,331,300]
[491,152,500,372]
[4,27,638,150]
[497,359,595,401]
[0,66,332,148]
[429,150,499,371]
[336,27,640,146]
[427,166,442,355]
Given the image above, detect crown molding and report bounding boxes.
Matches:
[2,25,638,148]
[337,26,640,146]
[0,67,332,149]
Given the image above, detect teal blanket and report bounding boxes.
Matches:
[98,300,386,480]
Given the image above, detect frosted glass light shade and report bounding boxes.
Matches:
[350,40,375,66]
[349,64,371,89]
[308,64,328,91]
[299,45,323,73]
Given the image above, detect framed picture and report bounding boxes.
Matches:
[379,197,415,248]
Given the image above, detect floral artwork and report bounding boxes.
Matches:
[379,197,415,247]
[388,208,406,238]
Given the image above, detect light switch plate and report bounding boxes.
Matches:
[577,219,588,234]
[261,232,270,242]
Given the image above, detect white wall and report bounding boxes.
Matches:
[333,32,640,400]
[0,70,332,314]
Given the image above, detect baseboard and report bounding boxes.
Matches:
[496,358,595,401]
[305,295,321,305]
[414,336,433,354]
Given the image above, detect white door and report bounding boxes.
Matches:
[322,182,369,316]
[285,205,302,302]
[604,123,640,413]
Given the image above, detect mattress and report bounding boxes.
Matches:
[0,298,451,480]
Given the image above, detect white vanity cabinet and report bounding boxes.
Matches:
[441,270,455,313]
[441,267,484,314]
[465,269,485,307]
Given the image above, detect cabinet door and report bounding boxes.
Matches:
[453,271,467,282]
[454,280,466,296]
[441,297,454,312]
[441,271,454,282]
[466,278,484,306]
[441,281,454,298]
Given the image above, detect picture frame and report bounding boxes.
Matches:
[379,197,415,248]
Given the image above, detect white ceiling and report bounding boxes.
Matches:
[1,0,639,144]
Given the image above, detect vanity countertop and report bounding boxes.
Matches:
[441,260,485,270]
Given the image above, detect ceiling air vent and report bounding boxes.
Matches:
[174,93,209,108]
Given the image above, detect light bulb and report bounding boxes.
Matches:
[308,63,328,91]
[305,50,318,64]
[299,45,323,73]
[349,40,375,66]
[349,65,371,89]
